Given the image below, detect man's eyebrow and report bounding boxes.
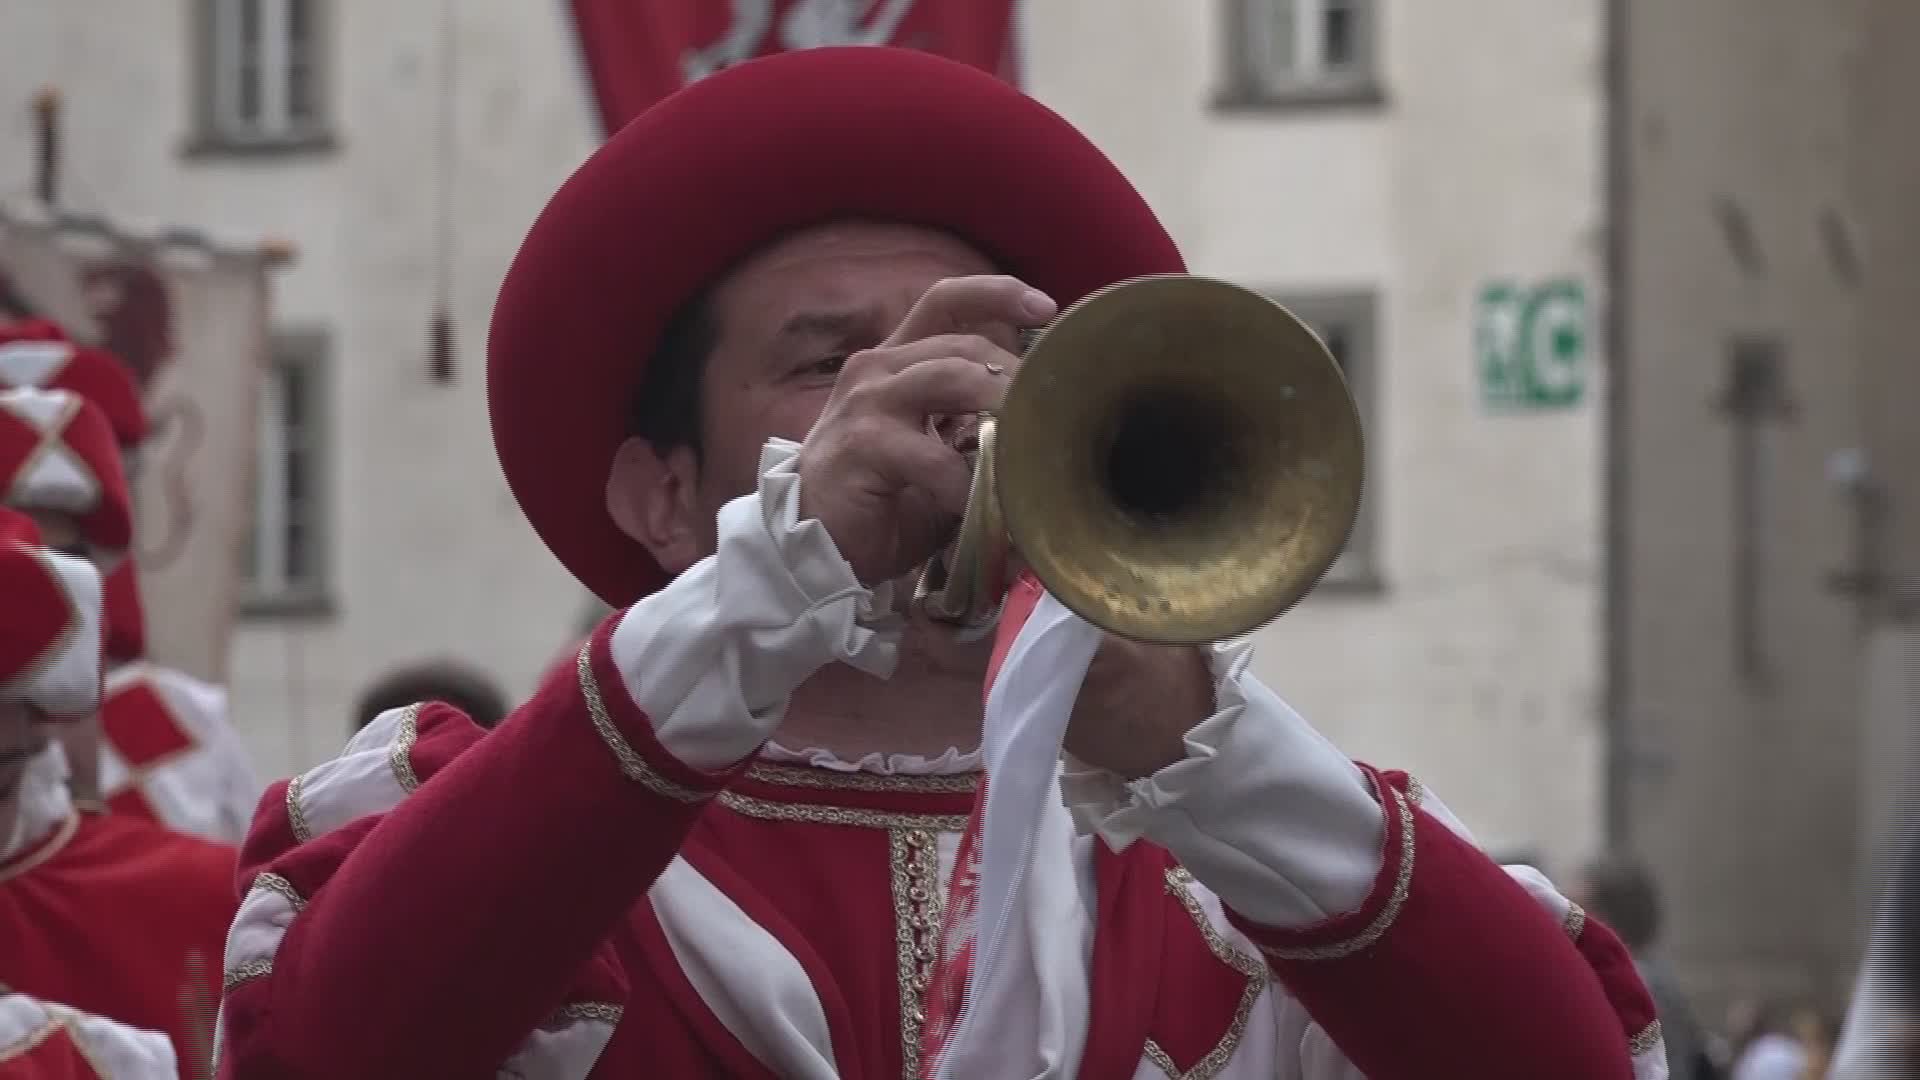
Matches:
[774,309,870,342]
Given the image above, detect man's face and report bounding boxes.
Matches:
[617,221,1001,569]
[0,702,49,801]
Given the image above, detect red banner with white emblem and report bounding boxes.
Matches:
[565,0,1022,134]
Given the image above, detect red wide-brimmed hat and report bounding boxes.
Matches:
[489,46,1184,608]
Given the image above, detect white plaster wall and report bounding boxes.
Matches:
[0,0,1604,872]
[0,0,600,777]
[1025,0,1606,872]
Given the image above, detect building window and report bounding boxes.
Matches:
[1265,289,1383,590]
[242,329,331,615]
[1219,0,1384,109]
[192,0,332,152]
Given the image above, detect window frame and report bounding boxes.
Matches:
[1260,288,1385,593]
[1216,0,1387,112]
[240,326,334,618]
[187,0,337,156]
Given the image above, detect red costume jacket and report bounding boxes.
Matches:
[1,752,236,1078]
[213,445,1664,1079]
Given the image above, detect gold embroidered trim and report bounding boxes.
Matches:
[388,702,423,794]
[1149,869,1265,1079]
[222,958,274,993]
[1629,1019,1664,1056]
[891,827,946,1080]
[284,772,313,844]
[1404,775,1427,808]
[744,762,979,795]
[247,872,309,912]
[574,642,709,805]
[540,1001,625,1031]
[718,791,969,832]
[0,813,78,884]
[1256,785,1417,962]
[1562,901,1587,942]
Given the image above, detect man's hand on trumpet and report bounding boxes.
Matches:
[794,274,1051,588]
[793,273,1217,780]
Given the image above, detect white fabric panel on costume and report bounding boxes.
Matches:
[498,1013,624,1080]
[221,875,301,990]
[652,857,839,1080]
[0,991,178,1078]
[97,662,261,843]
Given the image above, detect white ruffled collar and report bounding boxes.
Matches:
[761,741,983,777]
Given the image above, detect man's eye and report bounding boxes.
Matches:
[799,355,849,378]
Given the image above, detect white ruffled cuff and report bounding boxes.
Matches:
[613,437,901,770]
[1062,638,1388,929]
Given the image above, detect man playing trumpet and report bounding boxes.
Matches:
[215,47,1663,1079]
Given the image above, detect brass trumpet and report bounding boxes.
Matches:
[913,275,1365,646]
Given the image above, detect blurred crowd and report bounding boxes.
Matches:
[1572,855,1910,1080]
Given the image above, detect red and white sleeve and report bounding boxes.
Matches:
[216,438,898,1079]
[1065,646,1662,1080]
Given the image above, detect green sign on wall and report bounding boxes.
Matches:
[1475,279,1590,411]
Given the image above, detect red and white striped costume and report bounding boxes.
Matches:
[0,382,259,844]
[215,441,1665,1079]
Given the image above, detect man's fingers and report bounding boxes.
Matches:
[841,333,1018,384]
[858,356,1011,421]
[884,275,1057,347]
[866,428,976,517]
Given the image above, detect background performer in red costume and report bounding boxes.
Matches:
[0,323,262,845]
[0,506,233,1078]
[215,47,1665,1079]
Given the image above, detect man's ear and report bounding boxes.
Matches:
[606,437,703,576]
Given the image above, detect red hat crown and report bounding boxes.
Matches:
[488,46,1183,608]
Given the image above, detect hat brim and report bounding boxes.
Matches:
[489,47,1185,608]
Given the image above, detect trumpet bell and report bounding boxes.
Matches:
[993,275,1365,645]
